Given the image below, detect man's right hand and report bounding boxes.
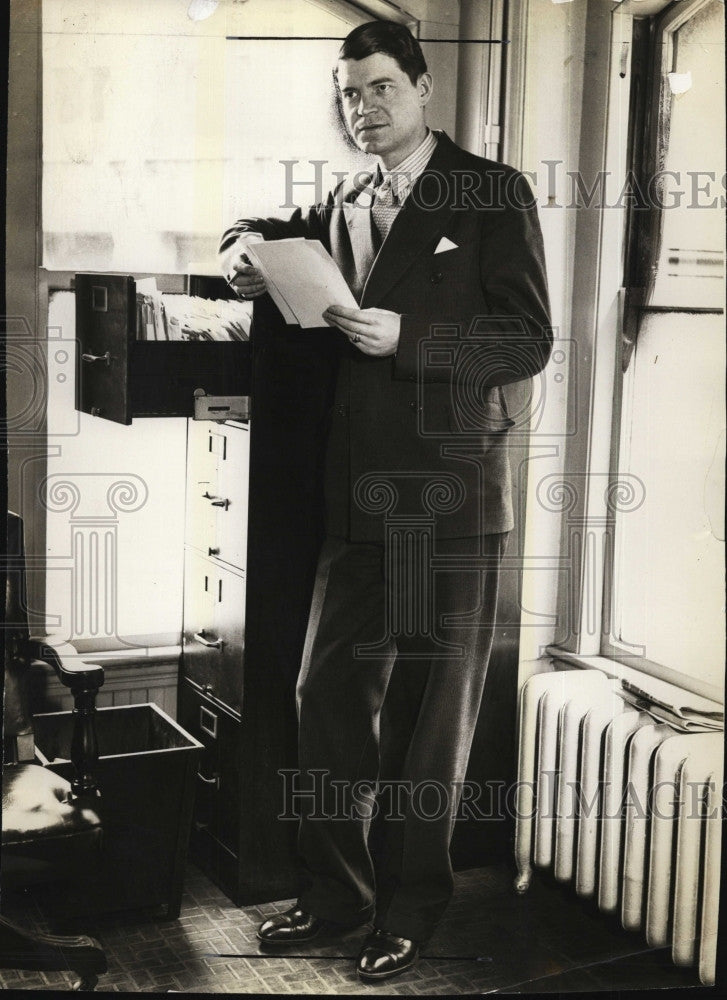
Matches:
[229,256,267,300]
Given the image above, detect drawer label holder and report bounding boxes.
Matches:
[193,389,250,423]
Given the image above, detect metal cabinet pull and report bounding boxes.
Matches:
[194,629,223,649]
[202,491,229,510]
[200,705,218,738]
[197,771,220,790]
[81,351,111,366]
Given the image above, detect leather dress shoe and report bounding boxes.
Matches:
[356,928,420,981]
[257,905,329,944]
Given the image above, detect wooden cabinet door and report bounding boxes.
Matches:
[75,273,135,424]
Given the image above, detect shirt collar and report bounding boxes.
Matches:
[374,129,438,202]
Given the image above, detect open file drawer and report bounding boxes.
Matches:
[75,272,251,424]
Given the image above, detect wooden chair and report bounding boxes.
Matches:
[2,511,107,991]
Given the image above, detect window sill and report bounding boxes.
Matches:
[546,645,724,707]
[68,645,182,670]
[32,636,182,671]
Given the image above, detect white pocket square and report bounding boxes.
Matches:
[434,237,459,254]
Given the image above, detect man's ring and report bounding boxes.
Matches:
[352,334,361,344]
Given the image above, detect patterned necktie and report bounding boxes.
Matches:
[344,170,399,300]
[371,175,397,248]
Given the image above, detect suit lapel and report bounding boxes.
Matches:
[331,173,376,303]
[344,192,377,302]
[361,133,460,308]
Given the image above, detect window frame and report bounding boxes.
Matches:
[546,0,725,705]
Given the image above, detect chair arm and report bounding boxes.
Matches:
[28,640,104,799]
[29,640,104,692]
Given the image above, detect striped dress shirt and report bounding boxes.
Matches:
[370,128,439,244]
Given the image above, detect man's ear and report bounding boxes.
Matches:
[418,72,433,106]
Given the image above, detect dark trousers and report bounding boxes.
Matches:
[295,531,507,942]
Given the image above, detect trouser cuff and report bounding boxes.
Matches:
[374,908,439,945]
[298,895,374,929]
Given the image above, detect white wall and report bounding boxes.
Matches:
[517,0,589,683]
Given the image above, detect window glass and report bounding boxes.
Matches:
[650,0,725,308]
[222,37,369,228]
[609,311,724,689]
[42,0,367,273]
[608,1,725,692]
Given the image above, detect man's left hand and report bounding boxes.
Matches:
[323,305,400,357]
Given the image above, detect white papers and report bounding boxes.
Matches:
[161,295,252,342]
[620,677,724,733]
[244,246,297,324]
[246,238,357,328]
[135,278,164,342]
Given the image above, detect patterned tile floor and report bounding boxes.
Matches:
[0,863,705,993]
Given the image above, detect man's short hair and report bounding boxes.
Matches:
[337,21,427,85]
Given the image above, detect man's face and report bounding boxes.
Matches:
[336,52,432,169]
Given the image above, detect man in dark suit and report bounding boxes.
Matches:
[220,21,551,982]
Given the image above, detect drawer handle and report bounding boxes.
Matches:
[81,351,111,366]
[194,629,223,649]
[197,771,220,790]
[200,705,218,738]
[202,491,230,510]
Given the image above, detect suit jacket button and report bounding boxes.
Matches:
[430,271,443,284]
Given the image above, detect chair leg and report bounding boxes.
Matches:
[0,914,106,990]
